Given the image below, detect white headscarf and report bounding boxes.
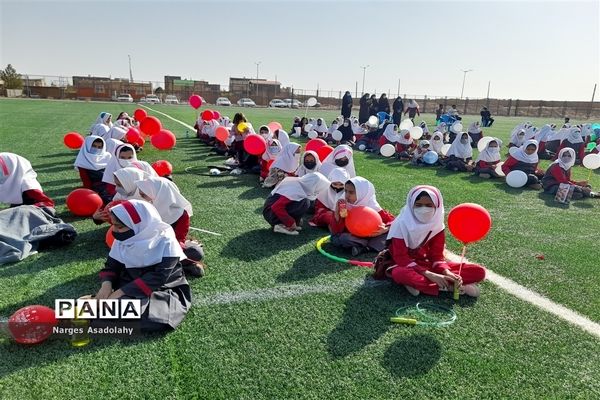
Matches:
[387,185,445,249]
[105,124,127,141]
[509,139,539,164]
[74,135,112,171]
[105,138,124,154]
[436,122,448,134]
[468,122,481,134]
[396,129,414,145]
[89,112,107,133]
[317,168,350,210]
[430,132,444,153]
[91,112,113,137]
[351,119,363,134]
[475,138,502,163]
[271,142,301,173]
[109,200,185,268]
[102,143,157,184]
[271,172,330,201]
[275,129,290,147]
[383,124,400,142]
[524,126,537,141]
[135,177,193,225]
[0,152,43,204]
[534,125,552,143]
[319,144,356,178]
[296,150,322,177]
[314,118,328,133]
[548,128,569,142]
[346,176,382,211]
[446,133,473,159]
[113,167,147,201]
[553,148,576,171]
[564,127,583,144]
[581,124,592,138]
[262,139,282,162]
[328,121,340,135]
[510,129,527,147]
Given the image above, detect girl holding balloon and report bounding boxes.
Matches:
[474,138,503,179]
[309,168,350,228]
[74,135,113,204]
[260,139,282,183]
[263,143,301,188]
[411,140,432,166]
[541,148,599,199]
[376,185,485,297]
[445,133,474,172]
[501,140,545,189]
[555,127,585,164]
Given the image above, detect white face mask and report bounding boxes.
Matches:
[413,206,435,223]
[488,146,499,153]
[119,159,132,168]
[90,147,102,155]
[268,146,280,155]
[294,153,301,163]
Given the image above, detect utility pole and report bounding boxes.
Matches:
[486,80,491,99]
[361,65,370,96]
[128,55,133,83]
[397,79,400,98]
[460,69,473,99]
[588,83,597,118]
[254,61,261,80]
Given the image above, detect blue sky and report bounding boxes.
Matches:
[1,0,598,101]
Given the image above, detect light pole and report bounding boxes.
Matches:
[361,65,370,96]
[255,61,261,80]
[460,69,473,99]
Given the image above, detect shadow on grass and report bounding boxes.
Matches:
[492,182,527,195]
[42,178,81,187]
[238,186,269,200]
[35,160,72,170]
[383,334,442,378]
[459,174,498,185]
[40,151,74,158]
[536,192,570,209]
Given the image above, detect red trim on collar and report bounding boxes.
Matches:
[0,156,9,176]
[121,201,141,224]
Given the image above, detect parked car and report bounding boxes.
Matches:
[269,99,287,108]
[216,97,232,106]
[164,95,179,104]
[145,94,161,104]
[283,98,302,108]
[117,94,133,103]
[237,98,256,107]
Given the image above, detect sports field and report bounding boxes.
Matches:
[0,99,598,399]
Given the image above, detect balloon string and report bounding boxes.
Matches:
[457,245,467,277]
[588,169,592,182]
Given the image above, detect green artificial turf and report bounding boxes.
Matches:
[0,99,598,399]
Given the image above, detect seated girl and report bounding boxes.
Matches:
[89,112,109,134]
[329,177,395,256]
[263,143,301,188]
[534,124,553,159]
[260,139,282,183]
[555,127,585,164]
[291,116,302,137]
[541,148,599,199]
[445,133,474,172]
[309,168,350,228]
[95,200,192,332]
[263,173,330,235]
[92,167,147,224]
[394,130,416,160]
[74,136,113,204]
[430,131,445,156]
[502,139,545,189]
[411,140,432,166]
[91,112,113,138]
[375,185,485,297]
[314,118,328,138]
[296,150,321,177]
[420,121,431,140]
[544,127,567,156]
[319,144,356,178]
[0,152,55,213]
[105,120,128,142]
[467,121,483,147]
[101,143,157,193]
[136,177,205,277]
[474,138,503,179]
[272,128,290,147]
[508,129,526,149]
[377,123,399,150]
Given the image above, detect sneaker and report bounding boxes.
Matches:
[460,284,480,297]
[294,225,302,231]
[224,157,239,166]
[291,133,301,138]
[404,285,420,296]
[479,173,490,179]
[273,224,299,235]
[308,221,317,227]
[183,262,205,278]
[230,168,243,175]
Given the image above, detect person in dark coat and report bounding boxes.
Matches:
[378,94,391,114]
[392,97,404,125]
[358,93,370,123]
[341,91,353,118]
[368,94,378,116]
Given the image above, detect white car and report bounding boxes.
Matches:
[117,94,133,103]
[216,97,232,106]
[283,98,302,108]
[165,95,179,104]
[237,98,256,107]
[144,94,161,104]
[269,99,286,108]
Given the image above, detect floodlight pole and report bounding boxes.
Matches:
[361,65,370,96]
[460,69,473,99]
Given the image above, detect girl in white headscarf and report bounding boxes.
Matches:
[445,133,474,172]
[411,140,432,166]
[263,142,301,188]
[394,129,416,160]
[474,138,503,179]
[556,127,585,163]
[74,135,113,203]
[95,200,192,331]
[89,112,108,134]
[314,118,328,136]
[501,139,545,189]
[309,168,350,228]
[544,126,568,156]
[260,139,282,183]
[329,177,395,256]
[430,131,444,154]
[105,120,128,141]
[541,148,599,200]
[296,150,322,177]
[91,112,113,138]
[534,124,553,159]
[101,143,157,187]
[0,152,55,211]
[113,167,147,201]
[467,121,483,146]
[263,172,330,235]
[378,123,400,148]
[319,144,356,178]
[509,128,527,149]
[375,185,485,297]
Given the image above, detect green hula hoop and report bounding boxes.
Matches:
[390,303,457,327]
[316,235,373,268]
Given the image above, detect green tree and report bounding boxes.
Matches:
[1,64,23,89]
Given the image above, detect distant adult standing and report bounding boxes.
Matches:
[341,91,353,118]
[436,104,444,124]
[358,93,370,123]
[378,94,390,114]
[480,106,494,127]
[368,94,378,116]
[404,99,420,121]
[392,96,404,125]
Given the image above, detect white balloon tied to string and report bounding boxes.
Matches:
[451,122,463,133]
[399,119,414,130]
[368,116,378,127]
[308,131,318,139]
[582,153,600,181]
[409,126,423,140]
[506,170,528,188]
[380,143,396,157]
[306,97,318,107]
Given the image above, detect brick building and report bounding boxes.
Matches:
[164,76,221,103]
[73,76,152,101]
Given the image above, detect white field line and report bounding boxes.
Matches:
[137,104,196,130]
[152,107,600,339]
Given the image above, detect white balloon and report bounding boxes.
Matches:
[582,153,600,169]
[209,168,221,176]
[358,144,366,151]
[380,143,396,157]
[409,126,423,140]
[308,131,318,139]
[477,136,494,152]
[440,144,451,156]
[399,119,414,130]
[304,123,313,132]
[332,130,343,141]
[368,116,378,126]
[306,97,318,107]
[506,170,528,188]
[494,161,506,177]
[451,122,463,133]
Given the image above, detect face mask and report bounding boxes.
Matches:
[268,146,280,155]
[335,158,349,167]
[119,159,132,168]
[113,229,135,241]
[90,147,102,155]
[460,139,468,144]
[115,186,132,196]
[304,161,317,170]
[413,206,435,223]
[488,147,499,153]
[343,123,349,127]
[331,185,344,193]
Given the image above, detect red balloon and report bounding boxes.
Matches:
[9,305,57,345]
[346,206,383,237]
[64,132,84,149]
[201,110,214,121]
[243,134,267,155]
[126,128,144,147]
[316,145,334,161]
[447,203,492,244]
[133,108,147,122]
[152,160,173,176]
[66,188,103,217]
[267,121,283,132]
[139,116,162,136]
[306,138,327,153]
[215,126,229,142]
[151,129,176,150]
[189,95,202,109]
[213,110,221,120]
[105,228,115,248]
